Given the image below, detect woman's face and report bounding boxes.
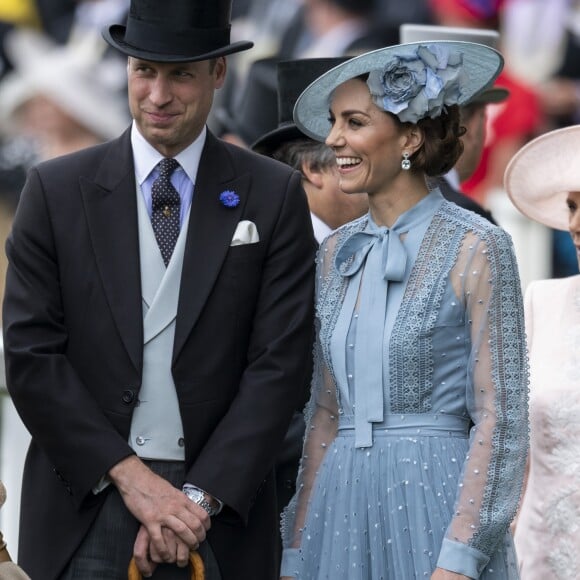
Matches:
[567,190,580,269]
[325,78,408,196]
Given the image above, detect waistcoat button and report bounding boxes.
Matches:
[122,389,135,404]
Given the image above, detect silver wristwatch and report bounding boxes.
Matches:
[182,484,219,517]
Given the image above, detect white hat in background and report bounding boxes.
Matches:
[504,125,580,231]
[0,28,129,141]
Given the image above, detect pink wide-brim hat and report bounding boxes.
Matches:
[504,125,580,231]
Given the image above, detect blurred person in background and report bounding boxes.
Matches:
[371,0,433,29]
[504,124,580,580]
[276,0,374,59]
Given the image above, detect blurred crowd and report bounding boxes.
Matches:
[0,0,579,303]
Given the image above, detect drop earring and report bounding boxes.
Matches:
[401,151,411,171]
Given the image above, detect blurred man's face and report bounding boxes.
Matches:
[456,104,486,183]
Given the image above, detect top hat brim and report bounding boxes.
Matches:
[103,25,253,62]
[251,124,306,155]
[504,125,580,231]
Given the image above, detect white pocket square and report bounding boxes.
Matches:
[230,220,260,246]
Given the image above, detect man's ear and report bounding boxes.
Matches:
[301,160,324,189]
[214,57,227,88]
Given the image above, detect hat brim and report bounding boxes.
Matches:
[469,86,509,105]
[103,25,253,62]
[293,40,503,141]
[504,125,580,231]
[251,124,305,155]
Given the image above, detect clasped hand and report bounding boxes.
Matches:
[109,456,211,577]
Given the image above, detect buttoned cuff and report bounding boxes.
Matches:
[280,548,300,578]
[436,538,490,579]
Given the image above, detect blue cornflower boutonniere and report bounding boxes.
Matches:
[219,190,240,208]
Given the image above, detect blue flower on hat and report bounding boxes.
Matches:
[367,44,465,123]
[219,190,240,208]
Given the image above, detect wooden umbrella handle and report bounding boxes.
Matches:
[128,551,204,580]
[0,531,12,563]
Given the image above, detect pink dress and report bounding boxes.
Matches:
[515,275,580,579]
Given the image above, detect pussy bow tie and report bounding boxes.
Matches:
[335,221,408,448]
[335,221,408,282]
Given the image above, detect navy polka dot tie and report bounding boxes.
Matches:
[151,158,181,266]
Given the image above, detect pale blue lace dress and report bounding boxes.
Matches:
[280,190,528,579]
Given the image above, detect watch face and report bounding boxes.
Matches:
[185,488,216,515]
[187,488,204,502]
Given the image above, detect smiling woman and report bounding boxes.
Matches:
[280,40,529,580]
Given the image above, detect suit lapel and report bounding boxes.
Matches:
[81,129,143,372]
[173,133,250,362]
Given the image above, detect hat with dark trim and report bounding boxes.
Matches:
[252,57,350,155]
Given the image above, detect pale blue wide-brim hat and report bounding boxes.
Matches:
[293,40,503,142]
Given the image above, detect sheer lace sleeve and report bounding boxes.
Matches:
[280,234,342,577]
[437,227,529,578]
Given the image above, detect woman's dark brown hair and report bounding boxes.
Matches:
[410,105,465,177]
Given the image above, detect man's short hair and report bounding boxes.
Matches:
[272,139,336,174]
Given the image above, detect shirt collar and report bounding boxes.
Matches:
[310,212,332,244]
[443,167,461,190]
[131,121,207,185]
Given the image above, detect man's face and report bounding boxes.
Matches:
[456,104,486,183]
[127,57,226,157]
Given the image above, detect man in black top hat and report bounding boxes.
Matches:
[2,1,316,579]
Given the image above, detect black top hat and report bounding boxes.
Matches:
[215,57,279,146]
[252,57,350,155]
[102,0,253,62]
